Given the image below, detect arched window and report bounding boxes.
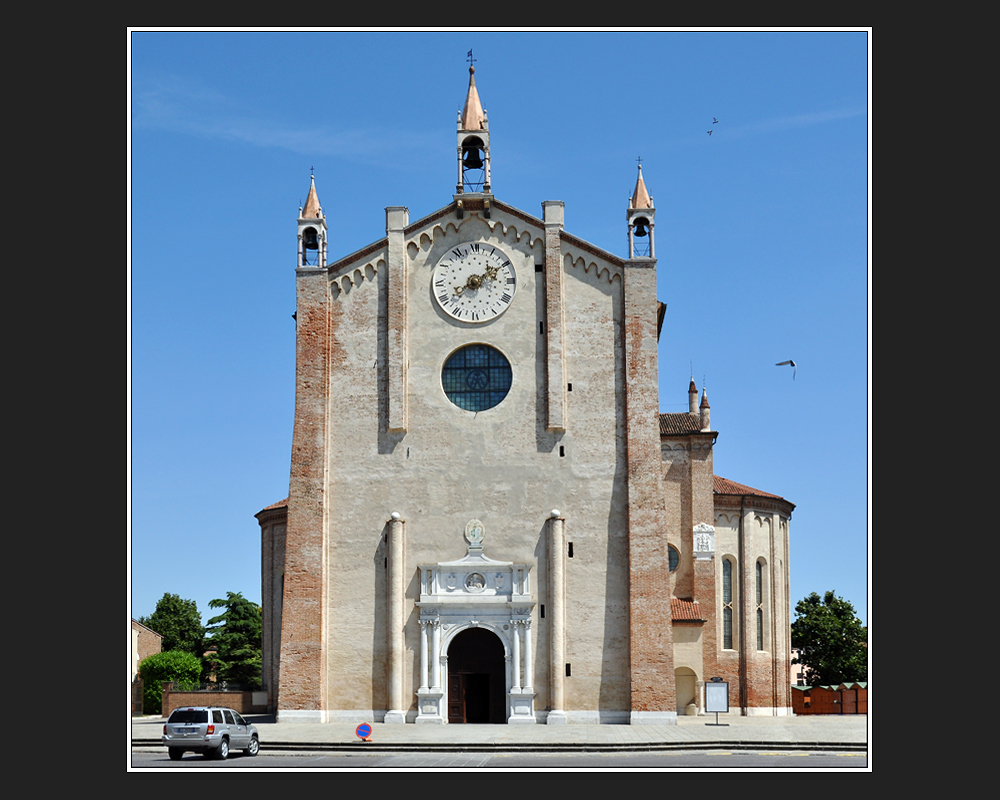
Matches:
[722,557,735,650]
[755,559,767,651]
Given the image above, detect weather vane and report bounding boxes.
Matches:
[467,49,476,67]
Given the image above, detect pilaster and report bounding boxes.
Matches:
[543,201,567,432]
[623,256,676,724]
[386,207,409,432]
[278,267,330,721]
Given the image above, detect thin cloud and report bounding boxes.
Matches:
[733,107,866,138]
[132,73,435,158]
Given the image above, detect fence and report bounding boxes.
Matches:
[792,682,867,714]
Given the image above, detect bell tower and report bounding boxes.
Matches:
[627,162,655,258]
[298,173,327,268]
[456,53,491,197]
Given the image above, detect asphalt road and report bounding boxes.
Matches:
[131,749,868,770]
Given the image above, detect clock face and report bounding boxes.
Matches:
[432,242,517,323]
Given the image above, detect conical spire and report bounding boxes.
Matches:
[302,174,323,219]
[631,164,652,209]
[460,65,486,131]
[699,387,711,432]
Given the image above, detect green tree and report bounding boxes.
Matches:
[791,590,867,686]
[138,593,204,658]
[138,650,203,715]
[205,592,262,688]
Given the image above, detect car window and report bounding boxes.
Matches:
[233,712,246,726]
[213,710,224,723]
[224,710,236,724]
[169,709,208,723]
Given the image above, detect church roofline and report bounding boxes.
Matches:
[322,198,627,277]
[255,498,288,521]
[713,475,795,511]
[659,412,714,436]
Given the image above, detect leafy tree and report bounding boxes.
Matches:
[138,593,204,658]
[791,590,867,686]
[138,650,203,715]
[205,592,262,688]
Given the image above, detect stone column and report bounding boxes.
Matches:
[419,620,429,692]
[385,512,406,723]
[524,620,534,691]
[548,511,567,724]
[512,620,522,690]
[431,620,441,690]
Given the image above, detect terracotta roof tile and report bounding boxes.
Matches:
[713,476,784,500]
[671,598,703,622]
[659,412,703,435]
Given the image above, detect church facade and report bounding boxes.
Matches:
[256,65,795,724]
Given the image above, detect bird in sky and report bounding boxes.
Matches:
[707,129,713,135]
[776,360,797,379]
[713,117,719,124]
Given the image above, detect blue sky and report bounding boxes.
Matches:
[129,30,869,631]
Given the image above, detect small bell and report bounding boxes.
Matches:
[634,219,649,238]
[463,145,484,170]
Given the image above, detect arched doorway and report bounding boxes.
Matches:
[676,667,698,714]
[447,627,506,723]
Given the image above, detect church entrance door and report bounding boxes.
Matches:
[446,627,505,723]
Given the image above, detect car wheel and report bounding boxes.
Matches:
[244,736,259,757]
[168,748,183,761]
[215,739,230,760]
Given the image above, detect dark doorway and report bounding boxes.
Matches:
[447,627,506,723]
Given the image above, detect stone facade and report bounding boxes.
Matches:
[257,66,794,724]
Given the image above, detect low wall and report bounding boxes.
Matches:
[161,685,268,716]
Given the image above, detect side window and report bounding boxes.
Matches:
[756,559,767,651]
[213,710,224,723]
[722,557,735,650]
[224,710,236,724]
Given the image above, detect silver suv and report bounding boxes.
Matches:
[162,706,259,760]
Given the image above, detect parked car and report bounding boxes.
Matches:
[162,706,259,760]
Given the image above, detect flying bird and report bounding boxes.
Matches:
[713,117,719,124]
[707,130,713,135]
[776,360,797,379]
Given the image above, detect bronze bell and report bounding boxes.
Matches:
[463,146,484,170]
[303,228,319,250]
[634,218,649,238]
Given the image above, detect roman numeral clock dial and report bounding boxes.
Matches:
[432,243,517,323]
